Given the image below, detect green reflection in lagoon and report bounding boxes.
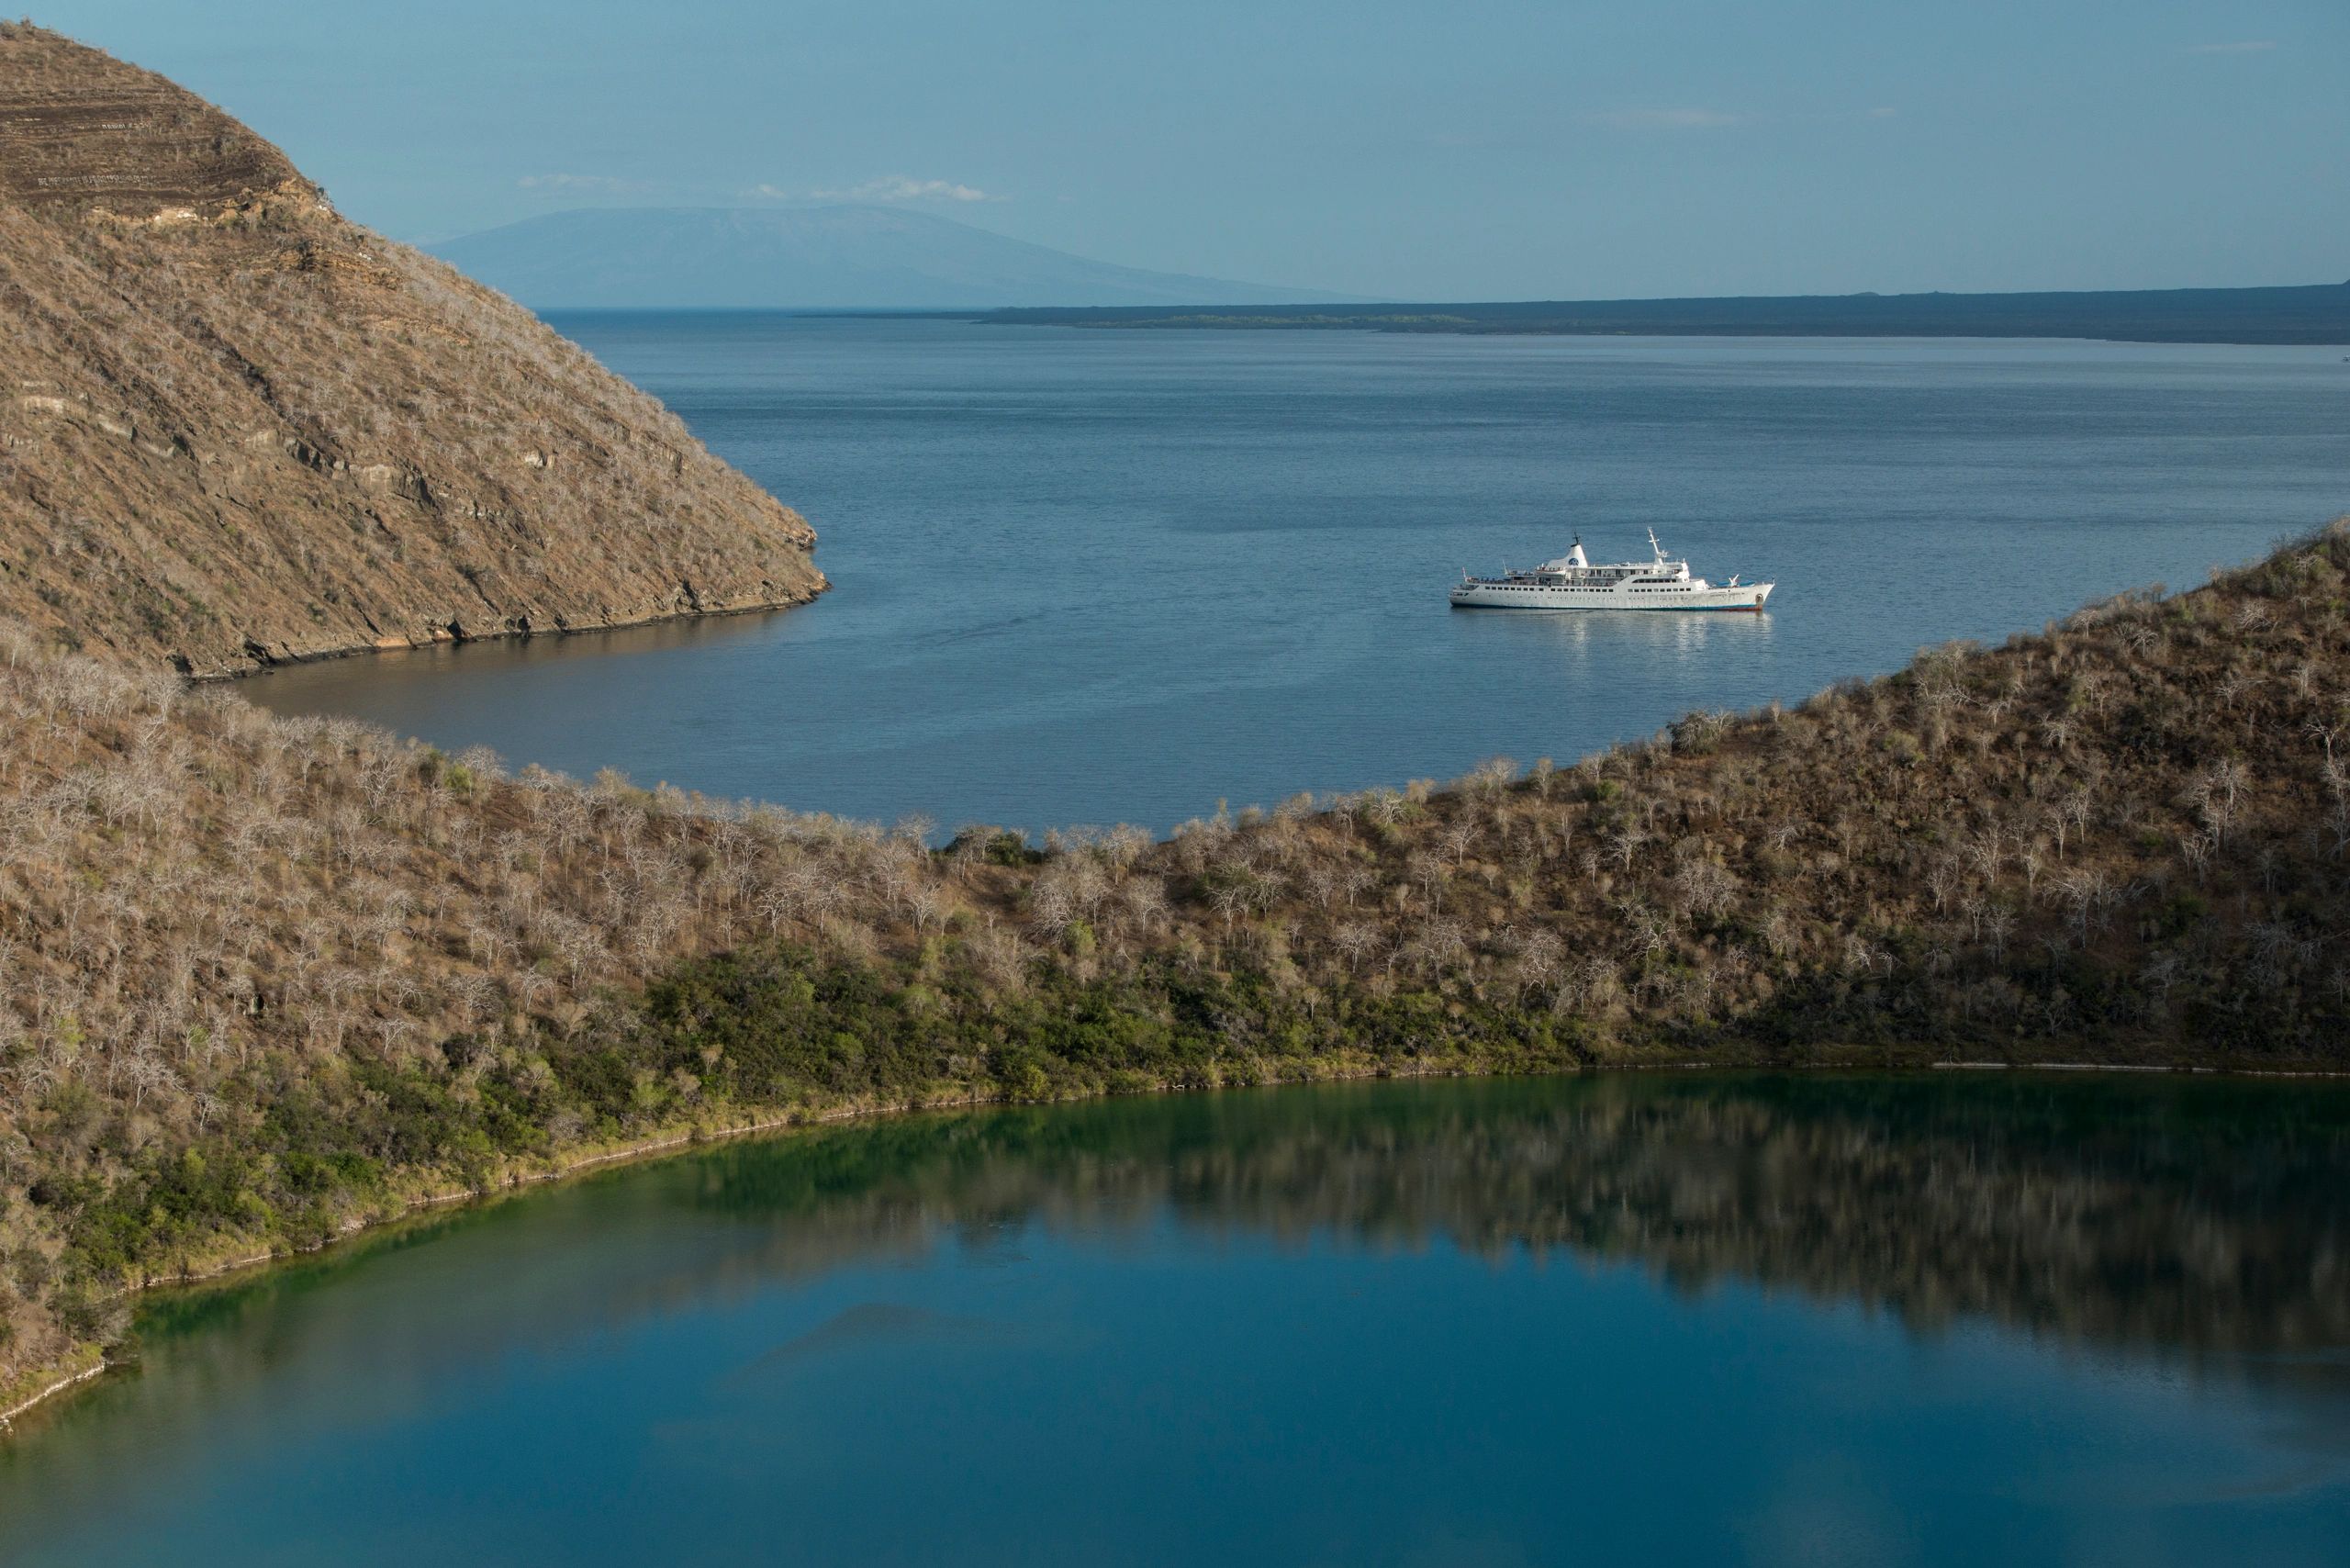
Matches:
[8,1073,2347,1567]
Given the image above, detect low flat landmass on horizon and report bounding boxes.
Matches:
[987,282,2350,344]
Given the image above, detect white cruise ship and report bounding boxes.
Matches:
[1449,530,1774,612]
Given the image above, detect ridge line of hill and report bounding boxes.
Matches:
[7,518,2350,1423]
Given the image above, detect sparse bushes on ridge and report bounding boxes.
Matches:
[6,521,2350,1406]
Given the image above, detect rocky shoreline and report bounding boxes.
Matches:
[200,577,830,681]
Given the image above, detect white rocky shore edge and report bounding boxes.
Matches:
[1,1361,106,1428]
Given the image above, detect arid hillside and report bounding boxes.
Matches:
[6,521,2350,1411]
[0,24,824,676]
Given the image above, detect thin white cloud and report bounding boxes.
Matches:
[1575,106,1895,133]
[2185,39,2276,54]
[517,173,649,196]
[810,175,996,203]
[1581,107,1742,130]
[1428,129,1528,151]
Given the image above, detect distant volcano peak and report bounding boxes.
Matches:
[428,204,1363,310]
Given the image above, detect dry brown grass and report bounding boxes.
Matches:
[0,22,823,677]
[6,521,2350,1397]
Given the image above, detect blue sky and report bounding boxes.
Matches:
[31,0,2348,298]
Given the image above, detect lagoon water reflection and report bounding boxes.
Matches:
[4,1074,2345,1566]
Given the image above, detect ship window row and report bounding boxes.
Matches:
[1481,583,1700,593]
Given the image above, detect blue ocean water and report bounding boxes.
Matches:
[245,317,2350,833]
[4,1075,2344,1567]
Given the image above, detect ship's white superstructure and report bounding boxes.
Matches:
[1449,530,1773,612]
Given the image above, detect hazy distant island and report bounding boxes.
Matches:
[429,206,1369,310]
[986,284,2350,344]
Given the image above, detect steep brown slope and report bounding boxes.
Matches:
[0,23,823,676]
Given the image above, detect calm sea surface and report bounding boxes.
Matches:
[246,319,2350,833]
[4,1074,2345,1566]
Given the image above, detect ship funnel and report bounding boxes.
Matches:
[1565,541,1588,567]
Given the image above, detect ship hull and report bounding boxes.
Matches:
[1449,582,1774,611]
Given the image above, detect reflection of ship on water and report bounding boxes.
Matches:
[1472,591,1775,660]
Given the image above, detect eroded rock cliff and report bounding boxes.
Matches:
[0,23,824,675]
